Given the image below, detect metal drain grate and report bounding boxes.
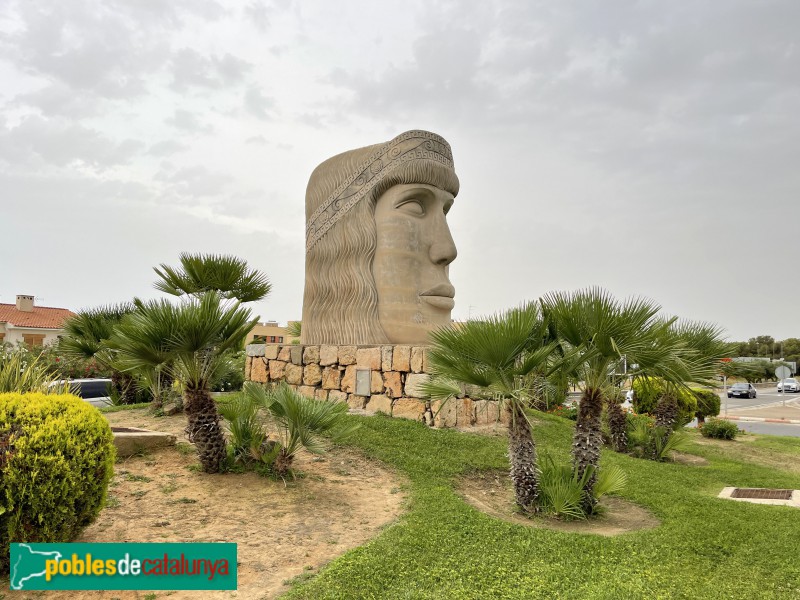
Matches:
[731,488,793,500]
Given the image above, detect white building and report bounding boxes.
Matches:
[0,295,74,347]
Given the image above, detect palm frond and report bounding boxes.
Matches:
[154,253,272,303]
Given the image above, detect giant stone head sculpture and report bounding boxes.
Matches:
[302,130,459,345]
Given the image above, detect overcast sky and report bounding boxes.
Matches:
[2,0,798,342]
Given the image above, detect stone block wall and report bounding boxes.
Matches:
[244,344,507,428]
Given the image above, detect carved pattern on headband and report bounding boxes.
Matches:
[305,130,454,251]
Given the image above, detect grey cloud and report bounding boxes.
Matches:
[161,165,234,197]
[164,109,214,133]
[147,140,188,157]
[243,86,274,119]
[0,116,144,168]
[246,135,268,145]
[170,49,252,91]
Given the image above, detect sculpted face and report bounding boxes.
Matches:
[372,183,457,343]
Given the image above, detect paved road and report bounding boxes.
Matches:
[716,386,800,437]
[719,388,800,413]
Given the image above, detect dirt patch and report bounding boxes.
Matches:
[669,451,710,466]
[457,470,659,537]
[7,409,406,600]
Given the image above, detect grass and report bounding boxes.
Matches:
[282,411,800,599]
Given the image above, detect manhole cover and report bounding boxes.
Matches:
[731,488,793,500]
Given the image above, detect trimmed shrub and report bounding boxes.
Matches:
[700,417,739,440]
[0,393,115,575]
[692,388,721,425]
[631,378,697,427]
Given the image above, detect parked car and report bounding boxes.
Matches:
[777,378,800,393]
[49,378,113,408]
[727,383,757,399]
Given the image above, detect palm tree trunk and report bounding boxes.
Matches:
[506,401,539,513]
[184,384,227,473]
[572,387,603,510]
[607,399,628,453]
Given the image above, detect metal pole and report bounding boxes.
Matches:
[723,375,728,416]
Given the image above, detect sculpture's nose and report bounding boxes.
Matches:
[429,216,457,266]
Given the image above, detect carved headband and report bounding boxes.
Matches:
[305,130,456,251]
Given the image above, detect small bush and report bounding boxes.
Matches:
[631,378,697,427]
[692,388,721,424]
[537,454,627,520]
[700,417,739,440]
[0,392,115,575]
[548,404,577,421]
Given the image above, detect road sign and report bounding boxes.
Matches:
[776,366,792,379]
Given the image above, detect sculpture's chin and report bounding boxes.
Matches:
[420,296,455,310]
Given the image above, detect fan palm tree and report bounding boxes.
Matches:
[542,288,717,510]
[58,304,142,403]
[421,303,563,513]
[154,252,271,302]
[111,291,258,473]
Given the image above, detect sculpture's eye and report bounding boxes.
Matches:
[398,200,425,216]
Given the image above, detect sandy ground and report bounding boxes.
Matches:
[457,469,660,536]
[5,409,406,600]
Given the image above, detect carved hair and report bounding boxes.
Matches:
[302,131,459,345]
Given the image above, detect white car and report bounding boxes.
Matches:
[777,378,800,393]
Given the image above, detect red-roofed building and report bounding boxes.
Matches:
[0,295,75,347]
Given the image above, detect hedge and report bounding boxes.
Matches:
[0,393,115,575]
[631,377,698,427]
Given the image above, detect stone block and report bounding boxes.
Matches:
[410,347,424,373]
[393,345,411,371]
[381,346,393,371]
[250,358,268,383]
[321,366,341,390]
[246,344,265,357]
[404,373,429,397]
[315,388,329,401]
[341,365,358,393]
[113,428,176,458]
[473,399,501,425]
[303,345,320,364]
[269,360,286,380]
[422,347,430,372]
[277,346,292,361]
[244,356,252,381]
[290,345,303,365]
[285,363,303,385]
[371,370,384,394]
[383,371,403,398]
[298,385,316,398]
[320,345,339,366]
[357,347,381,370]
[456,397,476,426]
[328,390,348,404]
[393,398,425,421]
[303,363,322,386]
[264,345,279,360]
[431,399,458,428]
[366,394,392,415]
[347,393,366,410]
[339,346,357,365]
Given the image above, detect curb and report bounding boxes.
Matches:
[722,415,800,425]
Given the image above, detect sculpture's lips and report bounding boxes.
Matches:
[420,284,455,310]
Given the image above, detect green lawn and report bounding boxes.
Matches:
[282,412,800,599]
